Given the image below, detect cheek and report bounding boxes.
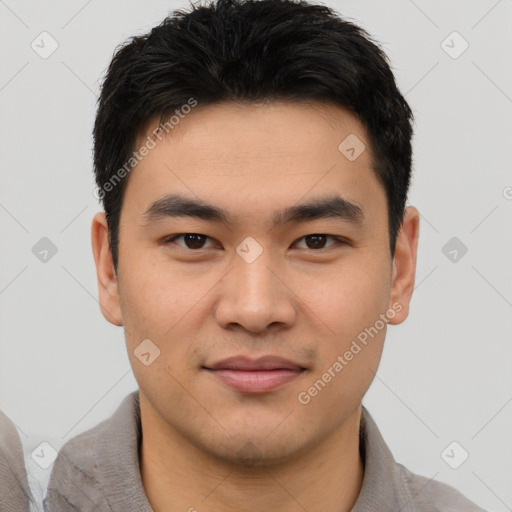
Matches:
[118,261,212,388]
[307,256,391,339]
[312,256,391,397]
[119,260,196,336]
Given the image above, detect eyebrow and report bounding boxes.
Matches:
[142,193,364,227]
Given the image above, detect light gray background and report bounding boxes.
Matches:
[1,0,511,510]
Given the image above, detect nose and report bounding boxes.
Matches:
[213,246,297,334]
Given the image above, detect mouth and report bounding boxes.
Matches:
[202,355,307,394]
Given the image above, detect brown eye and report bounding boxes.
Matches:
[293,234,342,250]
[166,233,215,250]
[305,235,328,249]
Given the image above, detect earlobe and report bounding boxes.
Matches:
[387,206,420,325]
[91,212,123,326]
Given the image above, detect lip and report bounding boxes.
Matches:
[205,355,305,371]
[203,355,306,393]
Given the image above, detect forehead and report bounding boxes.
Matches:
[123,100,386,228]
[139,100,371,162]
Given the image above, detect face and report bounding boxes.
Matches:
[92,100,419,465]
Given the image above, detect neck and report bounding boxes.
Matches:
[140,400,364,512]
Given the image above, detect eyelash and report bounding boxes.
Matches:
[164,233,347,251]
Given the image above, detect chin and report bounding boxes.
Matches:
[210,444,299,468]
[194,428,313,469]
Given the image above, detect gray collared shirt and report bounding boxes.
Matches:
[44,391,487,512]
[0,410,33,512]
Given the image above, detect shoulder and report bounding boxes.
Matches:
[44,415,111,512]
[44,392,141,512]
[50,415,106,478]
[0,409,34,511]
[398,463,488,512]
[357,406,488,512]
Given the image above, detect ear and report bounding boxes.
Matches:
[387,206,420,325]
[91,211,123,326]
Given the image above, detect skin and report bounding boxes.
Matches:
[92,100,419,512]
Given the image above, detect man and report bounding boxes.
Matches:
[0,410,33,512]
[45,0,487,510]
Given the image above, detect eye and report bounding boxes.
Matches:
[164,233,346,251]
[165,233,218,250]
[292,234,345,250]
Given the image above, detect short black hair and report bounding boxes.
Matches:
[93,0,414,272]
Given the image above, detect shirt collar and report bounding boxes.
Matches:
[96,391,152,512]
[352,406,420,512]
[96,391,420,512]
